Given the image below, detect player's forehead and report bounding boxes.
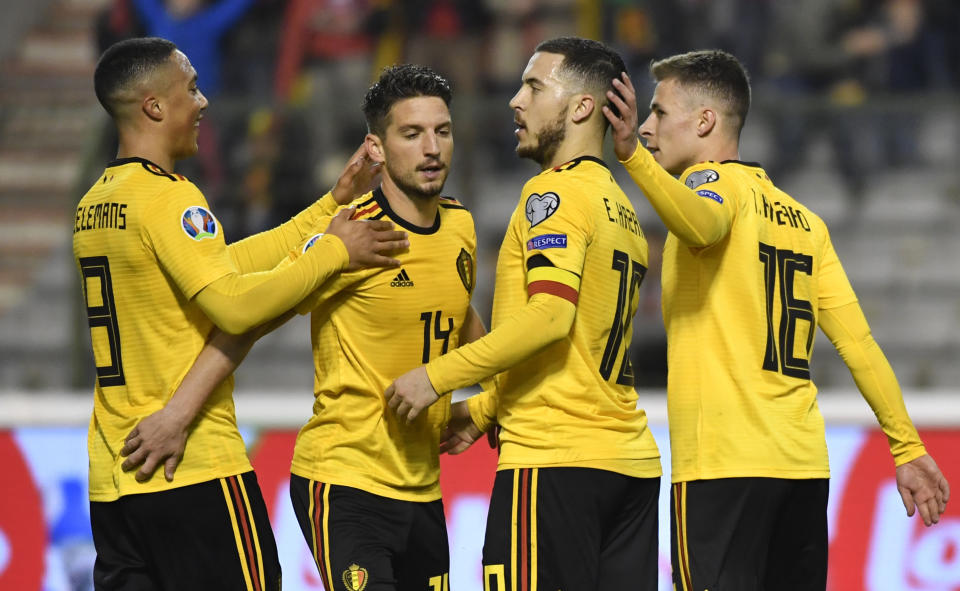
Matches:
[385,96,451,130]
[167,49,197,83]
[650,78,689,108]
[521,52,566,87]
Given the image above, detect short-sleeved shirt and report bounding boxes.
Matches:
[73,157,251,501]
[491,156,661,478]
[663,160,857,482]
[291,189,477,501]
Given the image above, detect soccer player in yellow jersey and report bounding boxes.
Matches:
[601,50,951,590]
[76,37,405,591]
[281,64,485,591]
[387,38,662,591]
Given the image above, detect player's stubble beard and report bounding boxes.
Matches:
[386,160,448,201]
[517,106,567,168]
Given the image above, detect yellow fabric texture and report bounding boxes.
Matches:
[425,292,575,393]
[193,234,347,335]
[621,145,923,481]
[290,190,478,501]
[819,303,925,465]
[74,159,249,501]
[226,191,340,272]
[435,157,661,478]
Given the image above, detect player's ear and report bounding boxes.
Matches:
[697,108,716,137]
[570,93,595,124]
[365,133,385,163]
[142,94,163,122]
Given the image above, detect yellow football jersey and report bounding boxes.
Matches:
[662,160,858,481]
[290,189,477,501]
[73,157,249,501]
[490,156,661,477]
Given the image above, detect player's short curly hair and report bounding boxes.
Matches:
[534,37,628,121]
[650,50,752,136]
[362,64,452,137]
[94,37,178,117]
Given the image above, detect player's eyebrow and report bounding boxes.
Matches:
[523,75,545,88]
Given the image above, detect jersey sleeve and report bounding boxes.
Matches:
[620,142,735,247]
[817,229,858,311]
[518,174,593,305]
[226,191,340,273]
[142,182,235,299]
[819,302,926,464]
[289,218,374,315]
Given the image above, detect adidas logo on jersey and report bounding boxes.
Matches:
[390,269,414,287]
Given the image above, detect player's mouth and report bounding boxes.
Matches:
[514,117,526,137]
[417,162,445,180]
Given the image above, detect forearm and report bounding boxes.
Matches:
[227,192,339,272]
[820,303,926,465]
[620,142,731,247]
[460,304,487,344]
[466,388,498,432]
[165,328,256,425]
[196,235,348,334]
[425,293,576,393]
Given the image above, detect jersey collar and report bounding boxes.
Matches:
[373,187,441,235]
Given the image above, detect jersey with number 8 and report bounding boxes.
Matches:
[491,156,661,478]
[664,160,857,482]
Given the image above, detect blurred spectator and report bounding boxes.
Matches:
[274,0,387,193]
[132,0,256,97]
[95,0,145,53]
[762,0,875,201]
[402,0,494,199]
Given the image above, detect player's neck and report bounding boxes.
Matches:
[541,131,603,170]
[380,178,439,228]
[115,130,175,173]
[695,138,740,168]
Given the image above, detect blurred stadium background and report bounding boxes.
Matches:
[1,0,959,589]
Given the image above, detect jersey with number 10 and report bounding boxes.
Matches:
[492,156,661,477]
[664,160,858,482]
[72,158,249,502]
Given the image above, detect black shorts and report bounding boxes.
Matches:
[90,471,280,591]
[289,474,449,591]
[671,478,829,591]
[481,467,659,591]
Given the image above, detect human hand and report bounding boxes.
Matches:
[325,207,408,270]
[120,405,191,483]
[385,366,440,423]
[439,400,485,455]
[896,453,950,526]
[331,143,382,205]
[602,72,641,162]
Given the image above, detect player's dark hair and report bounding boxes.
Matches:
[94,37,178,117]
[535,36,628,123]
[650,49,751,137]
[362,64,452,137]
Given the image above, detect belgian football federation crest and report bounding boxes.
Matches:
[456,248,474,294]
[525,192,559,227]
[180,206,218,241]
[342,563,368,591]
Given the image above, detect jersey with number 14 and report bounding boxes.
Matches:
[291,189,477,502]
[492,156,660,477]
[664,160,858,482]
